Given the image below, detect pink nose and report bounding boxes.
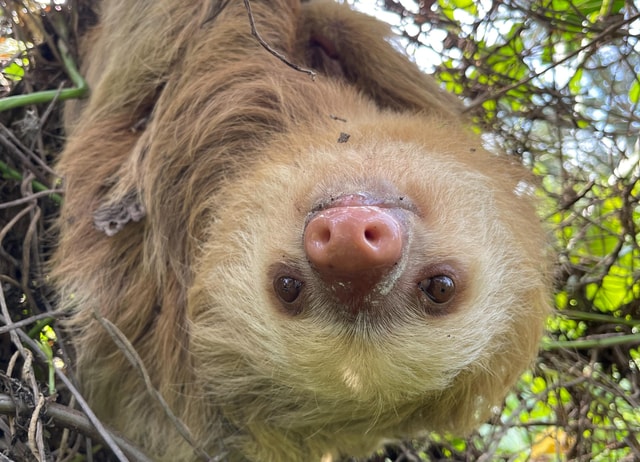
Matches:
[304,206,403,277]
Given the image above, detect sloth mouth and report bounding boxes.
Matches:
[306,191,420,226]
[304,188,420,240]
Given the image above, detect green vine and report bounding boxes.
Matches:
[0,40,87,112]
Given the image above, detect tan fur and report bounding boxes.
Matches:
[53,0,551,461]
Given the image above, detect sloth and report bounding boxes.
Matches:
[53,0,551,460]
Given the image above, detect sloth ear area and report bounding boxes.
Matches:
[298,0,463,116]
[305,31,345,78]
[298,1,390,82]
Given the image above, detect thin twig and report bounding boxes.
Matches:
[0,189,63,209]
[0,302,132,462]
[0,312,57,335]
[0,123,58,180]
[242,0,316,80]
[0,394,154,462]
[464,13,640,112]
[94,315,218,462]
[28,394,46,462]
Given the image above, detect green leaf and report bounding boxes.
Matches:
[531,376,548,394]
[569,68,583,95]
[482,99,497,111]
[630,78,640,104]
[450,438,467,451]
[437,0,478,20]
[586,269,635,312]
[555,291,568,309]
[2,62,25,80]
[450,0,477,15]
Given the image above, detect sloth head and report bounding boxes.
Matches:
[188,115,550,433]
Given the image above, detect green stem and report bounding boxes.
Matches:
[0,40,87,112]
[0,159,62,204]
[556,309,640,328]
[543,333,640,350]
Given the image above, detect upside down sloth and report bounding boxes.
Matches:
[53,0,551,460]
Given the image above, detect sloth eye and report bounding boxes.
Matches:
[274,276,304,303]
[418,275,455,304]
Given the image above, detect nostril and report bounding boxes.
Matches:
[364,226,381,245]
[318,228,331,245]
